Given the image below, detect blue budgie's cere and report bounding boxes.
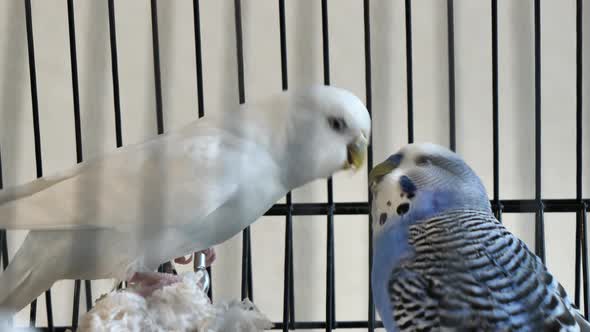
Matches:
[369,143,590,332]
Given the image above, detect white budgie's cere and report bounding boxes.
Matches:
[75,271,272,332]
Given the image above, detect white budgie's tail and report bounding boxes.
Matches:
[0,232,59,315]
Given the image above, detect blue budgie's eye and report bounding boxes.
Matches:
[416,155,431,166]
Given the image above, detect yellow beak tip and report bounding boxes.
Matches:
[344,133,369,172]
[344,151,367,172]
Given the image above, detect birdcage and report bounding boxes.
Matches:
[0,0,588,331]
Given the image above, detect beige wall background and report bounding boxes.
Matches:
[0,0,589,330]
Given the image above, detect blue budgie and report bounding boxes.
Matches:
[369,143,590,332]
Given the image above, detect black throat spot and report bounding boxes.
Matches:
[397,203,410,216]
[379,213,388,225]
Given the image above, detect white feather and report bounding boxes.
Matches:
[75,271,272,332]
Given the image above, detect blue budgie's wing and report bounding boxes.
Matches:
[388,210,584,332]
[387,248,505,331]
[387,269,440,331]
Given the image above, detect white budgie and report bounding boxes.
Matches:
[0,85,370,315]
[369,143,590,332]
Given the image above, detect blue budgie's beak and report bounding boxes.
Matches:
[368,153,402,186]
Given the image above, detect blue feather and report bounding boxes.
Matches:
[371,189,466,331]
[372,216,413,332]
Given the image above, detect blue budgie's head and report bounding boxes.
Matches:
[369,143,491,238]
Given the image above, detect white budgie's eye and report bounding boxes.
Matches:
[327,116,347,132]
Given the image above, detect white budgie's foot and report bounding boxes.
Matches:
[123,247,217,297]
[174,247,216,267]
[128,271,182,297]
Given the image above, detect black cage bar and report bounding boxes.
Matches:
[0,0,588,331]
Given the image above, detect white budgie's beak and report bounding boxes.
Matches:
[344,133,368,171]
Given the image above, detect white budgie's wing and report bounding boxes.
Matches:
[0,165,82,205]
[0,122,256,231]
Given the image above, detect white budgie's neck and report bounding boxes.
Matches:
[208,97,318,189]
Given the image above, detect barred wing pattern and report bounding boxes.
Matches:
[388,210,582,332]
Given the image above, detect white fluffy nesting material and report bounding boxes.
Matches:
[75,271,272,332]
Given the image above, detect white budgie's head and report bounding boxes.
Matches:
[369,143,491,238]
[228,85,371,188]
